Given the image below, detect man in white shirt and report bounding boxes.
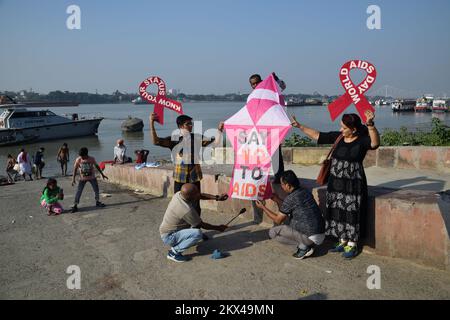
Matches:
[114,139,132,164]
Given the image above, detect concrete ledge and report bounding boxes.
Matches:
[374,190,450,270]
[213,146,449,173]
[104,164,450,270]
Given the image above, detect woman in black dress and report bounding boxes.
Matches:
[291,111,380,259]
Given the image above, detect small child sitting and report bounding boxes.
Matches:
[40,178,64,215]
[134,149,149,164]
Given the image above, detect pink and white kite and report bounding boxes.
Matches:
[224,74,292,200]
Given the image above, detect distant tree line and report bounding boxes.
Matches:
[1,89,393,104]
[2,90,136,104]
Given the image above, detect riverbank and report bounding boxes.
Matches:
[1,177,450,299]
[1,102,448,179]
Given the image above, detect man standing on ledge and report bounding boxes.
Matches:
[150,113,225,239]
[160,183,228,262]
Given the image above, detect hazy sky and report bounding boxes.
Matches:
[1,0,449,96]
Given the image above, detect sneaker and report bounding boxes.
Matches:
[96,201,105,207]
[292,246,314,260]
[71,205,78,213]
[167,250,190,263]
[342,245,358,259]
[329,242,346,253]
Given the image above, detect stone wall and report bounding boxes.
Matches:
[214,146,450,173]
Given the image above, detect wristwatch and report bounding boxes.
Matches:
[366,121,375,127]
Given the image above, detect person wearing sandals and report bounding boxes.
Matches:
[291,111,380,259]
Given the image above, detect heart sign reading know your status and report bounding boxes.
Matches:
[327,60,377,123]
[138,76,183,125]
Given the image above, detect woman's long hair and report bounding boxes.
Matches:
[342,113,368,136]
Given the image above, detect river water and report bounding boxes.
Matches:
[1,102,448,177]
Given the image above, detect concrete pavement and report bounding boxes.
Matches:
[1,176,450,299]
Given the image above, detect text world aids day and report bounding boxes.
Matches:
[328,60,377,123]
[341,61,375,105]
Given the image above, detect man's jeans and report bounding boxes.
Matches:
[161,228,203,254]
[74,178,100,205]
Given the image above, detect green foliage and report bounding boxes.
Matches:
[284,119,449,147]
[283,133,315,147]
[380,118,450,146]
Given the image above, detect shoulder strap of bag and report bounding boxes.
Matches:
[325,134,343,160]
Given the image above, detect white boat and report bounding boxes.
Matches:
[415,96,433,112]
[0,104,103,146]
[131,96,148,104]
[391,99,416,112]
[375,99,392,107]
[432,99,448,113]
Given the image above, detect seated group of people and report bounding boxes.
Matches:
[113,139,149,164]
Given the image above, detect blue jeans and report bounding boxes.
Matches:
[161,228,203,254]
[74,179,100,205]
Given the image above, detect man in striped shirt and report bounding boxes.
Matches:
[150,113,227,240]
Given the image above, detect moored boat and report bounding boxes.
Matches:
[131,96,148,105]
[0,105,103,146]
[432,99,448,113]
[391,99,416,112]
[415,96,433,112]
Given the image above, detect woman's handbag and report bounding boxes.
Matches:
[316,134,343,185]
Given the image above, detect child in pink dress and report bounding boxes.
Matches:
[40,178,64,215]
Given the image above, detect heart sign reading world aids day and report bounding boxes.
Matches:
[139,76,183,125]
[327,60,377,123]
[224,74,292,200]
